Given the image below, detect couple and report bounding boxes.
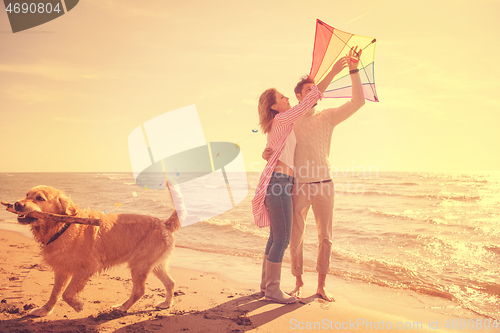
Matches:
[252,47,365,304]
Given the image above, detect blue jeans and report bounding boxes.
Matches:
[264,172,294,263]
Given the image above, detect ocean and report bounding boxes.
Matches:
[0,171,499,319]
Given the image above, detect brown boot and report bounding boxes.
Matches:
[264,261,297,304]
[260,254,268,293]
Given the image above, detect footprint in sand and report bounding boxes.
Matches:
[317,299,331,310]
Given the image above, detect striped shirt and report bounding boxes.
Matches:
[252,85,323,228]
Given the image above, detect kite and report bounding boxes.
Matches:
[310,19,378,102]
[252,129,258,133]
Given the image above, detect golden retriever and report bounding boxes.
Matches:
[13,185,180,317]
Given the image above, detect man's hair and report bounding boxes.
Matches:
[294,75,315,96]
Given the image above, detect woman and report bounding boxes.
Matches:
[252,84,323,303]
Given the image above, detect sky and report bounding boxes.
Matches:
[1,0,499,173]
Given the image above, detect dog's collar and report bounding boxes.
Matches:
[45,223,71,246]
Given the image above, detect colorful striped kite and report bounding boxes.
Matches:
[309,19,378,102]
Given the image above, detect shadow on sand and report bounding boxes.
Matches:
[0,292,320,332]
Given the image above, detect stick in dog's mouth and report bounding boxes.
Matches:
[2,201,102,226]
[1,202,39,223]
[1,201,15,212]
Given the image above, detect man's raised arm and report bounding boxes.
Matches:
[328,46,366,127]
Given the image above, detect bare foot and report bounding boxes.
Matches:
[290,284,303,298]
[29,306,53,317]
[317,286,335,302]
[156,299,173,309]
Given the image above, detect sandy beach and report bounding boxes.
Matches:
[0,229,495,333]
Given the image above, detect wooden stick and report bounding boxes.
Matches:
[1,201,102,226]
[1,201,16,214]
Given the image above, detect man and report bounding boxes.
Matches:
[263,47,365,301]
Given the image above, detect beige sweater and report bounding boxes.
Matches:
[294,73,365,183]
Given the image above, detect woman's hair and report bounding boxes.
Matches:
[258,88,278,134]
